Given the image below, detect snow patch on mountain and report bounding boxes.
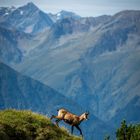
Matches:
[20,10,23,15]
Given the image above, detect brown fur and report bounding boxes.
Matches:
[50,108,89,137]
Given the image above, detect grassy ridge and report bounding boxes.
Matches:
[0,109,81,140]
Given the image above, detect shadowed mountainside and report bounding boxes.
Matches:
[0,61,112,140]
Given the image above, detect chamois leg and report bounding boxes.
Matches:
[71,126,74,134]
[55,119,61,127]
[50,115,55,120]
[75,125,83,137]
[50,115,62,127]
[50,115,62,120]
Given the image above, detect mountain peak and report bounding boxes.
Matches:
[22,2,38,11]
[26,2,36,7]
[56,10,80,20]
[59,10,72,14]
[0,2,53,34]
[114,10,140,18]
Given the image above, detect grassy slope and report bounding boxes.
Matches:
[0,109,81,140]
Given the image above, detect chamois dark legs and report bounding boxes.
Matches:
[71,126,74,134]
[75,125,83,137]
[50,115,62,127]
[50,115,55,120]
[55,119,61,127]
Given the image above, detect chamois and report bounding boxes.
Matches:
[50,108,89,137]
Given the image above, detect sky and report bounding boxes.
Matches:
[0,0,140,17]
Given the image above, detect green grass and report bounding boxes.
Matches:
[0,109,82,140]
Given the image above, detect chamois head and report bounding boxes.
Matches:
[82,111,89,120]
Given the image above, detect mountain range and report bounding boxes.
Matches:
[0,2,53,34]
[0,2,140,140]
[0,61,112,139]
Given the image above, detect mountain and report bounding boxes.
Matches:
[0,6,15,19]
[49,15,111,39]
[0,24,51,64]
[43,16,111,41]
[110,95,140,128]
[0,3,111,63]
[15,10,140,127]
[0,61,83,114]
[0,2,53,34]
[0,26,25,64]
[50,17,88,38]
[48,12,111,39]
[0,62,112,140]
[48,10,81,22]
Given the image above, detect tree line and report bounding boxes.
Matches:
[105,120,140,140]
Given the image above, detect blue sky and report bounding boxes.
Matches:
[0,0,140,16]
